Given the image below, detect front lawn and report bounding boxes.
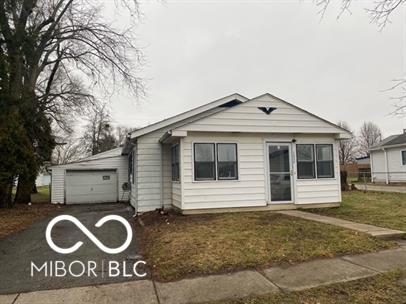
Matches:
[137,211,396,282]
[307,191,406,232]
[0,186,61,239]
[209,271,406,304]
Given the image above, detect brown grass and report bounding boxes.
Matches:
[137,211,396,282]
[0,197,63,239]
[210,271,406,304]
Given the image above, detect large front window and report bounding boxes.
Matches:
[296,144,334,179]
[193,143,238,181]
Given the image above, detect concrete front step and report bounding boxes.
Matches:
[278,210,406,240]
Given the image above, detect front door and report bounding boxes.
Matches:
[268,143,293,203]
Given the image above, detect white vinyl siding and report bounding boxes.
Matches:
[294,137,340,204]
[172,182,182,208]
[371,146,406,183]
[134,131,174,212]
[175,94,346,135]
[370,150,387,182]
[388,148,406,182]
[179,132,341,210]
[182,133,267,210]
[50,153,129,204]
[50,167,65,203]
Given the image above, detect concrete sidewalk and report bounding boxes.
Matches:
[1,245,406,304]
[278,210,406,240]
[354,184,406,194]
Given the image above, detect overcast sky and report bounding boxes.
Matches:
[104,0,404,138]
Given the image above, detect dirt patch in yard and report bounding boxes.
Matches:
[0,202,64,239]
[137,210,396,282]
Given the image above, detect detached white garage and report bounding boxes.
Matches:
[50,148,130,204]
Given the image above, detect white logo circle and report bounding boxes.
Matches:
[46,215,133,255]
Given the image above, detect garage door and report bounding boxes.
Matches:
[66,170,118,204]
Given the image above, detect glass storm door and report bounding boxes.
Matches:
[268,143,293,203]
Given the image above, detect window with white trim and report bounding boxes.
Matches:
[171,144,180,181]
[316,144,334,178]
[217,143,238,180]
[296,144,335,179]
[194,143,216,180]
[297,144,315,179]
[193,143,238,181]
[402,150,406,166]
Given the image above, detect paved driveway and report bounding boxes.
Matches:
[0,203,142,295]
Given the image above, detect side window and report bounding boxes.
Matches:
[316,144,334,178]
[402,151,406,166]
[296,144,315,179]
[217,143,238,180]
[194,143,216,180]
[171,144,180,181]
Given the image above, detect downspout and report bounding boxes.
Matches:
[160,143,164,210]
[370,152,374,183]
[383,148,389,184]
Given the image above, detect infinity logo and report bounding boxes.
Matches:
[46,215,133,255]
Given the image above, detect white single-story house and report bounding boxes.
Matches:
[370,131,406,183]
[51,93,351,213]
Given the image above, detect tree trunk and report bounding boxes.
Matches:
[14,174,34,204]
[0,179,14,208]
[32,182,38,194]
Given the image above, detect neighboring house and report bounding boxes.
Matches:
[340,156,371,181]
[50,148,129,204]
[51,93,351,213]
[370,131,406,183]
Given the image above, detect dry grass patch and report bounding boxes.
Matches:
[137,211,396,282]
[211,271,406,304]
[308,191,406,232]
[0,203,64,239]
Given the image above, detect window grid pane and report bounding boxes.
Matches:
[171,145,180,181]
[316,144,334,178]
[297,145,315,179]
[217,144,238,180]
[402,151,406,166]
[194,143,216,180]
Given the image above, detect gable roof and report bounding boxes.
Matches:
[172,93,352,138]
[51,147,124,168]
[129,93,248,139]
[370,133,406,150]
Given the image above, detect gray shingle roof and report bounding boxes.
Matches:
[371,133,406,149]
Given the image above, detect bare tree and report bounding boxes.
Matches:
[337,121,357,165]
[316,0,405,28]
[0,0,144,206]
[52,136,84,165]
[315,0,406,116]
[358,121,382,157]
[81,102,117,155]
[116,126,135,146]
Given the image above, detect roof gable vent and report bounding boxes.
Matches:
[219,99,243,108]
[258,107,277,115]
